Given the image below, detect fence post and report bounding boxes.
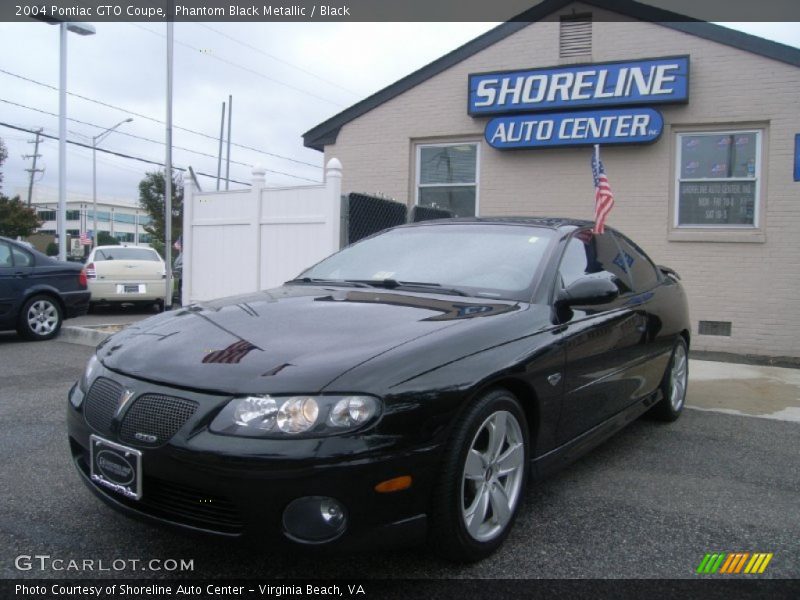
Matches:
[181,171,195,307]
[325,158,342,254]
[252,164,267,291]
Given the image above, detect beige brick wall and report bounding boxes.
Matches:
[322,5,800,358]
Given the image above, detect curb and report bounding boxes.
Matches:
[58,326,113,347]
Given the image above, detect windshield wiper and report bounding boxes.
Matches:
[346,279,470,297]
[284,277,371,288]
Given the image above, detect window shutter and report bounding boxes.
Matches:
[559,14,592,58]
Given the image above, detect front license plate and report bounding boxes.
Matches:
[118,284,145,294]
[89,435,142,500]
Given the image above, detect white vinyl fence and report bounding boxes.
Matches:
[181,158,342,305]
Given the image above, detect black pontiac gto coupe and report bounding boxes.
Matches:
[67,218,689,561]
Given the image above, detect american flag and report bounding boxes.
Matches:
[202,339,258,364]
[79,230,92,246]
[591,147,614,234]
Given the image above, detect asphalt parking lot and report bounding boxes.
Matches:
[1,323,798,581]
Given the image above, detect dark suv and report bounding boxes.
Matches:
[0,237,90,340]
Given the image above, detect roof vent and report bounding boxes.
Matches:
[560,14,592,58]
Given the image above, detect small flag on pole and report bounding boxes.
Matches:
[79,230,93,246]
[173,236,182,252]
[591,145,614,234]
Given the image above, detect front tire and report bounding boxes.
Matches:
[430,389,529,562]
[17,295,63,341]
[650,337,689,422]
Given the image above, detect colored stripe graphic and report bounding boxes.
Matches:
[697,553,773,574]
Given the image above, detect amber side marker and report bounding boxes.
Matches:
[375,476,412,493]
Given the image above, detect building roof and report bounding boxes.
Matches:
[302,0,800,152]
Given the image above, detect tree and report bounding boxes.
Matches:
[138,170,183,257]
[0,137,7,192]
[0,195,42,238]
[97,231,120,246]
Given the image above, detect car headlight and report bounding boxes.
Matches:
[210,395,380,437]
[78,354,101,393]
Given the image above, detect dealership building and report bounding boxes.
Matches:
[303,0,800,359]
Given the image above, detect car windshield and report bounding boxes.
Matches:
[94,248,159,262]
[298,224,556,300]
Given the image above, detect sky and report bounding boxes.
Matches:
[0,18,798,205]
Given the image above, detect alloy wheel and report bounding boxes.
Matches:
[27,299,59,336]
[460,410,525,542]
[670,343,688,411]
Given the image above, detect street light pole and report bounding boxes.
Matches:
[50,20,95,261]
[92,118,133,248]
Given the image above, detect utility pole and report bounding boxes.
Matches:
[23,128,44,206]
[216,100,225,191]
[225,95,232,190]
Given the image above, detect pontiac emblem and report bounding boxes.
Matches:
[116,389,135,416]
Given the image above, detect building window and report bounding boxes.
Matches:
[66,210,81,221]
[37,210,56,221]
[416,143,479,217]
[559,14,592,58]
[114,232,135,243]
[675,130,761,228]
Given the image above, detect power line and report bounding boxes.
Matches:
[131,24,345,108]
[196,23,361,97]
[0,122,253,186]
[0,68,323,170]
[0,97,321,183]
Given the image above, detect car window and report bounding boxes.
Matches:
[94,248,160,262]
[300,224,557,300]
[612,233,660,292]
[558,230,633,295]
[0,242,12,268]
[11,245,33,267]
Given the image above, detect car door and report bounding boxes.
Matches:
[0,241,32,325]
[611,231,673,396]
[555,229,647,444]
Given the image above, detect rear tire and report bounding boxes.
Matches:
[430,389,529,562]
[17,295,63,341]
[650,337,689,422]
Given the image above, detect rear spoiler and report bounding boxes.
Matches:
[657,265,681,280]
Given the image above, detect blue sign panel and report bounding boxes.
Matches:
[485,108,664,149]
[795,134,800,182]
[469,56,689,116]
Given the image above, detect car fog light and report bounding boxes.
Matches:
[282,496,347,543]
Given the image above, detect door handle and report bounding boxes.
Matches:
[14,271,27,278]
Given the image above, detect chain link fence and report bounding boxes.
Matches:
[340,193,453,247]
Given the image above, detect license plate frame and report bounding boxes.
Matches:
[118,284,145,294]
[89,434,142,500]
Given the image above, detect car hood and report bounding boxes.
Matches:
[98,285,522,395]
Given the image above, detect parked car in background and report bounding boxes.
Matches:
[0,236,90,340]
[68,219,689,561]
[85,245,171,312]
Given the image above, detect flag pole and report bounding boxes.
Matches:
[593,144,600,230]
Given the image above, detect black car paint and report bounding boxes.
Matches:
[0,237,90,330]
[66,219,690,547]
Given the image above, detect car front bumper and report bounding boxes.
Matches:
[66,379,439,550]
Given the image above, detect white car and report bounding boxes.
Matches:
[85,245,172,311]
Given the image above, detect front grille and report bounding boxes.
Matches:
[119,394,198,447]
[74,450,243,534]
[84,377,123,434]
[140,477,243,533]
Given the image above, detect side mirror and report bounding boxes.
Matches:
[557,275,619,306]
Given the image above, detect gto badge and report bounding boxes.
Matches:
[134,432,158,443]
